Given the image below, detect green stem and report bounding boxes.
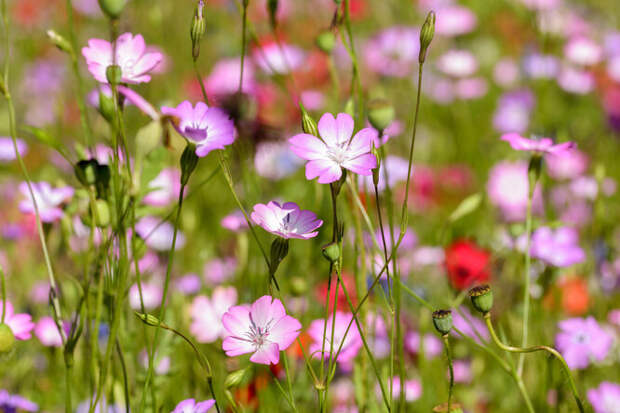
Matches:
[64,353,73,413]
[518,181,534,376]
[0,263,5,323]
[442,335,454,413]
[193,58,209,105]
[282,352,297,411]
[238,0,248,94]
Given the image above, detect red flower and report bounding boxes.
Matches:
[445,240,491,290]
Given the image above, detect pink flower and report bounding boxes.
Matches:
[588,382,620,413]
[81,33,163,84]
[555,317,614,369]
[34,316,63,347]
[501,133,575,156]
[363,26,419,77]
[190,286,237,343]
[205,57,256,97]
[0,137,27,162]
[383,377,421,402]
[529,226,586,267]
[254,141,303,180]
[18,181,74,223]
[172,398,215,413]
[129,281,163,310]
[251,201,323,239]
[308,312,362,365]
[0,300,34,340]
[564,36,602,66]
[253,42,305,75]
[220,210,248,232]
[135,216,186,252]
[487,161,543,221]
[222,295,301,365]
[161,101,235,157]
[404,331,442,359]
[434,5,477,36]
[546,148,588,180]
[204,257,237,285]
[143,168,181,207]
[437,50,478,78]
[289,113,377,184]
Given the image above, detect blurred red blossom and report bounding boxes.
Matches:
[445,240,491,290]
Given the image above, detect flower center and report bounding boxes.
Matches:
[326,144,349,165]
[573,331,589,344]
[245,316,274,349]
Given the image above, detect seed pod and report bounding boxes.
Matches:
[322,242,340,264]
[432,309,453,335]
[469,284,493,314]
[98,0,126,19]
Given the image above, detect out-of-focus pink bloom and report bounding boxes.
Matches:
[570,176,600,200]
[493,58,520,87]
[308,312,362,365]
[254,141,303,180]
[137,252,161,275]
[587,382,620,413]
[135,216,186,251]
[501,133,576,156]
[18,182,74,223]
[487,161,542,221]
[412,246,445,266]
[452,360,473,383]
[172,399,215,413]
[434,5,477,36]
[175,273,202,295]
[564,37,602,66]
[607,56,620,82]
[451,307,489,344]
[29,282,50,305]
[204,257,237,285]
[405,331,442,359]
[455,77,488,100]
[359,155,409,193]
[0,390,38,412]
[253,42,305,75]
[547,148,588,180]
[364,26,419,77]
[555,317,614,369]
[34,316,63,347]
[437,50,478,78]
[73,0,101,16]
[139,349,171,375]
[608,309,620,327]
[519,0,562,11]
[289,112,377,184]
[205,57,256,96]
[368,226,416,252]
[143,168,181,207]
[222,295,301,365]
[0,137,27,161]
[161,101,235,157]
[190,286,237,343]
[251,201,323,239]
[558,66,595,94]
[529,226,586,267]
[129,281,163,310]
[82,33,163,84]
[365,312,389,358]
[0,300,34,340]
[493,90,535,134]
[220,210,248,232]
[300,90,325,111]
[383,377,422,402]
[523,53,559,79]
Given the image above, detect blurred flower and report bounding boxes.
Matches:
[18,182,74,223]
[172,399,215,413]
[587,382,620,413]
[309,312,362,365]
[455,77,488,100]
[175,273,202,295]
[365,312,389,358]
[161,101,235,157]
[384,377,422,402]
[487,161,542,221]
[519,0,562,10]
[557,66,595,94]
[445,240,491,290]
[453,360,473,383]
[493,90,535,134]
[404,331,442,359]
[289,112,377,184]
[358,155,409,192]
[564,36,602,66]
[205,57,256,97]
[501,133,576,156]
[253,42,305,75]
[254,141,303,180]
[434,5,477,36]
[493,58,520,87]
[135,216,186,251]
[555,317,614,369]
[34,316,64,347]
[129,281,163,310]
[300,90,325,111]
[523,53,559,79]
[0,390,38,412]
[221,210,248,232]
[546,148,589,180]
[363,26,419,77]
[0,300,34,340]
[530,226,586,267]
[607,56,620,82]
[76,398,122,413]
[0,137,27,162]
[143,168,182,207]
[370,226,417,252]
[222,295,301,365]
[82,33,163,84]
[437,50,478,78]
[190,286,237,343]
[251,201,323,239]
[204,257,237,285]
[451,306,490,344]
[139,350,170,375]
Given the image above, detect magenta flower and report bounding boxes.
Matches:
[363,26,419,77]
[205,57,256,97]
[34,316,64,347]
[0,390,38,412]
[143,168,182,207]
[487,161,543,221]
[161,101,235,157]
[251,201,323,240]
[404,331,442,359]
[555,317,614,369]
[253,42,305,75]
[0,137,27,162]
[587,382,620,413]
[81,33,162,84]
[190,286,237,343]
[220,210,248,232]
[203,257,237,285]
[528,226,586,267]
[308,312,362,365]
[172,398,215,413]
[0,300,34,340]
[384,377,422,403]
[129,281,163,310]
[289,113,377,184]
[501,133,576,156]
[222,295,301,365]
[18,181,74,223]
[135,216,186,252]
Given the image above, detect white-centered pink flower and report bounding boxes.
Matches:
[161,101,235,157]
[18,181,74,223]
[190,286,237,343]
[251,201,323,240]
[81,33,163,84]
[308,312,362,365]
[501,133,576,156]
[222,295,301,365]
[289,112,377,184]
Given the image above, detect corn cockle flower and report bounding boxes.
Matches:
[555,317,614,369]
[34,316,64,347]
[0,137,27,162]
[172,399,215,413]
[134,216,186,251]
[161,101,235,157]
[251,201,323,239]
[143,168,182,207]
[587,382,620,413]
[308,312,363,365]
[501,133,576,156]
[221,295,301,365]
[289,112,377,184]
[81,33,163,84]
[190,286,237,343]
[253,42,305,75]
[18,182,74,223]
[0,301,34,340]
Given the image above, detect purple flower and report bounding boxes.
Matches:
[175,273,202,295]
[143,168,182,207]
[190,286,237,343]
[222,295,301,365]
[493,90,535,134]
[363,26,419,77]
[251,201,323,240]
[34,316,64,347]
[18,182,74,223]
[557,66,595,95]
[289,113,377,184]
[0,300,34,340]
[161,101,235,157]
[588,382,620,413]
[0,137,27,162]
[523,53,559,79]
[530,226,586,267]
[358,155,409,193]
[135,216,186,251]
[308,312,362,365]
[81,33,163,84]
[433,5,477,36]
[451,307,489,345]
[404,331,443,359]
[381,377,422,403]
[546,148,588,180]
[555,317,614,369]
[501,133,576,156]
[0,390,38,412]
[172,398,215,413]
[254,141,303,180]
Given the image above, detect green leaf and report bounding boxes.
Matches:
[449,193,482,223]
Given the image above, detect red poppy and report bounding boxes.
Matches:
[445,240,491,290]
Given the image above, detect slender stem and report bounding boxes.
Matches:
[442,335,454,413]
[64,353,73,413]
[0,263,5,323]
[518,182,534,376]
[193,59,209,105]
[282,352,297,411]
[116,339,130,413]
[270,368,297,411]
[238,0,248,94]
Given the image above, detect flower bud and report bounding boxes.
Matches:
[135,312,161,327]
[267,0,279,29]
[190,0,206,60]
[98,0,126,19]
[290,276,308,296]
[322,242,340,264]
[180,145,200,186]
[300,103,318,137]
[469,284,493,314]
[419,11,436,64]
[94,199,111,227]
[95,164,111,200]
[371,145,381,187]
[75,159,99,186]
[98,90,116,123]
[0,323,15,354]
[316,31,336,54]
[432,309,453,336]
[269,237,290,274]
[344,98,355,118]
[367,99,395,133]
[528,155,543,190]
[105,64,122,85]
[46,30,73,54]
[225,366,251,388]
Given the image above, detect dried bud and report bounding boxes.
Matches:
[190,0,206,60]
[316,31,336,54]
[46,30,73,54]
[432,309,453,336]
[105,64,122,85]
[419,11,436,64]
[367,99,395,133]
[300,103,318,137]
[469,284,493,314]
[0,323,15,354]
[322,242,340,264]
[180,145,199,186]
[98,0,126,19]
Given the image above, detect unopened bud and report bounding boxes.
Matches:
[135,312,161,327]
[371,145,381,187]
[322,242,340,263]
[75,159,99,186]
[94,199,111,227]
[225,366,251,388]
[269,237,290,274]
[190,0,206,60]
[105,64,122,85]
[0,323,15,353]
[98,0,126,19]
[46,30,73,54]
[469,284,493,314]
[316,31,336,54]
[367,99,395,133]
[300,103,318,137]
[419,11,436,64]
[180,144,199,186]
[432,309,453,335]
